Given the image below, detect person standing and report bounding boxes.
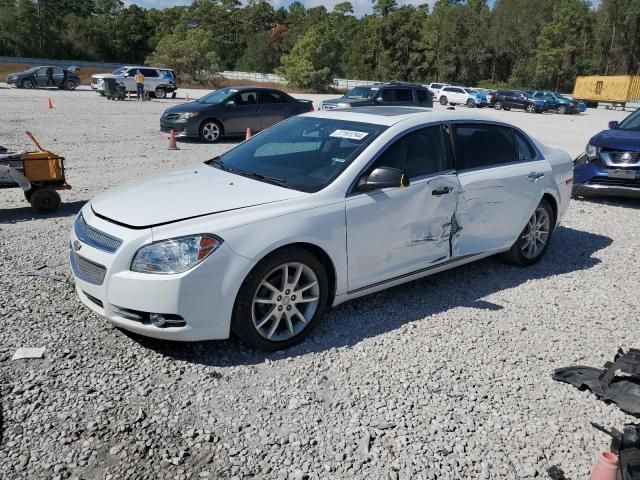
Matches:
[134,69,145,101]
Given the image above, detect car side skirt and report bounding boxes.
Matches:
[333,250,499,306]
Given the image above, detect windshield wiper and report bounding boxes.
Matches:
[207,157,233,172]
[236,171,290,188]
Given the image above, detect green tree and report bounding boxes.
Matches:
[278,23,341,90]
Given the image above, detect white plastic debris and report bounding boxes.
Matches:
[12,347,45,360]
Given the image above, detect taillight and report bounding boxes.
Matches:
[308,104,315,112]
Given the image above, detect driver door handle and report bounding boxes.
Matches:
[432,186,453,196]
[527,172,545,181]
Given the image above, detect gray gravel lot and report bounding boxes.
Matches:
[1,85,639,480]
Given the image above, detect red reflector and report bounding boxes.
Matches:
[308,104,315,112]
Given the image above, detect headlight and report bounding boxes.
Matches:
[585,143,597,160]
[131,234,222,274]
[337,103,352,109]
[178,112,199,119]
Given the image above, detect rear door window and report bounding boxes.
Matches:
[368,125,447,179]
[514,130,537,161]
[259,90,286,104]
[416,89,430,103]
[453,123,518,170]
[142,68,158,77]
[395,88,412,102]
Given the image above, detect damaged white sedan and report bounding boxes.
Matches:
[69,107,573,350]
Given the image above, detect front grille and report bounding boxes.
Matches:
[75,214,122,253]
[70,251,107,285]
[600,150,640,166]
[587,177,640,188]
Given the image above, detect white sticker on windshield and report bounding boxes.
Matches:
[370,87,379,91]
[330,129,369,140]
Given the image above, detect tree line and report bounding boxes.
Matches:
[1,0,639,92]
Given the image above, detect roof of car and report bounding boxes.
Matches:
[303,106,496,127]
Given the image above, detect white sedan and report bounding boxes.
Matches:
[69,107,573,350]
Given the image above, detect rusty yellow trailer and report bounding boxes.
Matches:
[572,75,640,109]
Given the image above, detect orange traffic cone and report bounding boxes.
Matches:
[245,128,252,140]
[127,91,131,101]
[168,129,179,150]
[47,98,53,109]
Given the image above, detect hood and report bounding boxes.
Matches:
[91,166,307,229]
[322,97,370,106]
[165,101,211,114]
[7,72,22,78]
[590,129,640,152]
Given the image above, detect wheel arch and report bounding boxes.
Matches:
[541,192,558,225]
[251,242,338,306]
[199,117,225,136]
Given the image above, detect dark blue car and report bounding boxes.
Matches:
[573,108,640,197]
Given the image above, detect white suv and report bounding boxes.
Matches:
[426,82,450,98]
[91,66,178,98]
[438,86,488,108]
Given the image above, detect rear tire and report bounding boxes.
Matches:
[231,247,329,351]
[501,199,555,266]
[439,96,448,106]
[154,87,166,99]
[29,188,61,213]
[65,80,77,90]
[494,101,503,110]
[557,105,567,114]
[466,98,476,108]
[525,104,536,113]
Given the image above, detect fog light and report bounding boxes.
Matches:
[150,313,185,328]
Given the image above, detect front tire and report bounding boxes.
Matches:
[502,199,555,266]
[525,104,536,113]
[439,96,448,106]
[21,78,34,89]
[231,248,329,351]
[199,120,222,143]
[29,188,61,213]
[466,98,476,108]
[494,101,503,110]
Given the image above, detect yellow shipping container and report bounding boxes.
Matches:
[573,75,640,106]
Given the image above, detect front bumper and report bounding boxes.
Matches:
[159,118,199,138]
[69,206,253,341]
[7,77,17,86]
[573,154,640,198]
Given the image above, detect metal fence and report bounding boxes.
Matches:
[3,56,386,89]
[0,56,124,70]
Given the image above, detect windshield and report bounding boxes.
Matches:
[344,87,376,99]
[24,67,40,73]
[112,67,128,75]
[619,109,640,131]
[206,116,387,193]
[197,88,236,105]
[465,89,479,94]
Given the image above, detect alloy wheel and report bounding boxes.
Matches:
[526,104,535,113]
[155,87,166,99]
[520,207,550,259]
[22,79,34,89]
[251,262,320,341]
[494,101,503,110]
[201,122,220,142]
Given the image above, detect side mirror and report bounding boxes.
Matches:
[375,97,383,103]
[357,167,409,192]
[226,100,235,108]
[609,120,619,129]
[123,72,130,77]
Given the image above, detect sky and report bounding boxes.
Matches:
[125,0,440,17]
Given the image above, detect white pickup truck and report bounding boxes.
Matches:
[91,66,178,99]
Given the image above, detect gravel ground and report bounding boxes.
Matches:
[1,85,639,480]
